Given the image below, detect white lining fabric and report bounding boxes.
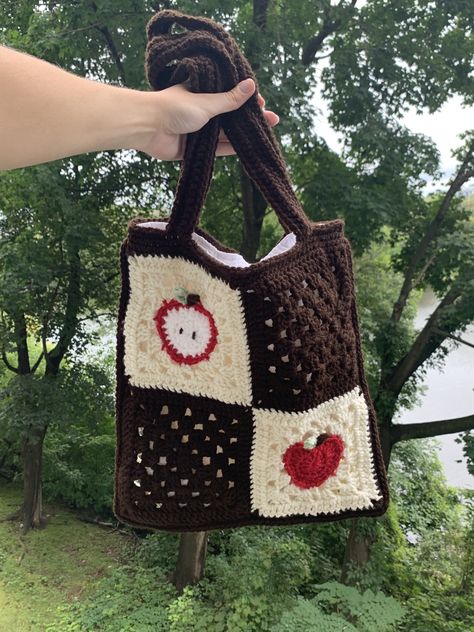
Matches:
[138,221,297,268]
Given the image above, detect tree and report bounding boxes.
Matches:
[0,160,136,532]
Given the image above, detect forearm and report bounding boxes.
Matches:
[0,45,156,170]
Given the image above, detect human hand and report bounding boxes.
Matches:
[133,78,279,161]
[0,45,278,170]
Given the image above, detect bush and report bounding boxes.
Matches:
[42,425,115,516]
[272,582,405,632]
[46,566,176,632]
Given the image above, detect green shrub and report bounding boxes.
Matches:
[46,566,176,632]
[42,426,115,516]
[272,582,405,632]
[272,597,359,632]
[168,529,311,631]
[128,530,180,575]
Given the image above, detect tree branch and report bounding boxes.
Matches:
[432,327,474,350]
[46,251,81,376]
[391,140,474,324]
[95,24,127,85]
[384,284,461,397]
[41,328,52,375]
[1,347,18,374]
[391,414,474,444]
[89,1,127,85]
[302,0,357,65]
[30,351,44,374]
[42,280,60,338]
[253,0,270,31]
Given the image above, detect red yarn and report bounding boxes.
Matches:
[153,298,218,365]
[282,434,344,489]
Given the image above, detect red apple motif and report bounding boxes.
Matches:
[282,433,344,489]
[153,289,218,365]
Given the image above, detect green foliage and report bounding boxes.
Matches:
[323,0,473,150]
[43,427,115,516]
[0,356,116,513]
[291,137,438,255]
[273,582,405,632]
[292,521,350,587]
[45,526,407,632]
[48,527,313,632]
[459,430,474,477]
[352,239,421,407]
[46,566,176,632]
[273,596,359,632]
[395,494,474,632]
[126,530,179,575]
[0,359,113,437]
[336,511,406,594]
[169,529,312,632]
[42,357,115,514]
[389,439,461,536]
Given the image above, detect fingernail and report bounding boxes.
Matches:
[238,78,254,94]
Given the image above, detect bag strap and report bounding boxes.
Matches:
[145,10,312,241]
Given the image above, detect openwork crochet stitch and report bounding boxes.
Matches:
[113,9,389,532]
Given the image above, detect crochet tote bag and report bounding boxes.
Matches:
[113,10,389,532]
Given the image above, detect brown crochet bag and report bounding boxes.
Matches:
[113,10,389,532]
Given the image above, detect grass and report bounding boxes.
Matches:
[0,480,131,631]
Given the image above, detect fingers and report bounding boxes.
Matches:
[202,78,256,117]
[263,109,279,126]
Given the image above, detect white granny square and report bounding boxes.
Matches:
[123,255,252,405]
[250,387,382,517]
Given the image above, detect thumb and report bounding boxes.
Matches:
[203,78,256,117]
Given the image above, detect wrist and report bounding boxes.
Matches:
[104,85,161,153]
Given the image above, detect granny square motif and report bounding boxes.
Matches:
[123,255,252,406]
[250,388,382,518]
[113,9,389,532]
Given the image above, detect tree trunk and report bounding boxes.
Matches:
[340,519,374,584]
[172,531,208,594]
[20,423,47,534]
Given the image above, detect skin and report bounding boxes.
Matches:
[0,45,279,171]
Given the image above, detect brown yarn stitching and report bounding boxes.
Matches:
[144,9,312,240]
[112,10,390,532]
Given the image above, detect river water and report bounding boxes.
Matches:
[396,289,474,489]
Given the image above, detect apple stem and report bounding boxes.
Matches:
[187,293,200,306]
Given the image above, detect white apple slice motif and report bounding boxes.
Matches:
[153,288,218,365]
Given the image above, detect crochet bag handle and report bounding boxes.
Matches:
[145,10,312,241]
